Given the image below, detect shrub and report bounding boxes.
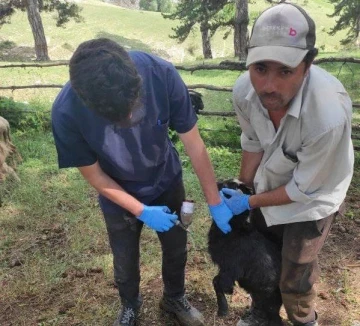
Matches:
[0,97,51,131]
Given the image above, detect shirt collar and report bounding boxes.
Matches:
[287,74,309,119]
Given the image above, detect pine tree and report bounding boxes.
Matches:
[163,0,249,59]
[328,0,360,46]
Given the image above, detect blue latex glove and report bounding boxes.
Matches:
[208,195,234,234]
[221,188,251,215]
[137,205,178,232]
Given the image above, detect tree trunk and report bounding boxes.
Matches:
[356,16,360,47]
[200,23,213,59]
[26,0,50,61]
[234,0,249,60]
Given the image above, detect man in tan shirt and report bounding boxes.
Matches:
[221,3,354,326]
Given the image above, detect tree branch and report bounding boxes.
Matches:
[0,84,63,90]
[198,111,236,116]
[0,61,68,69]
[187,84,232,92]
[0,57,359,71]
[0,84,359,110]
[314,57,360,64]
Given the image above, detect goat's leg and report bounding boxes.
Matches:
[250,289,283,325]
[213,274,229,316]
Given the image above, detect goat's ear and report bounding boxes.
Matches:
[217,178,238,191]
[238,183,253,195]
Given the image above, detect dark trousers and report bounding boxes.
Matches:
[251,206,341,325]
[103,181,187,308]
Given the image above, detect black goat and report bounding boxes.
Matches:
[208,179,283,323]
[188,90,204,114]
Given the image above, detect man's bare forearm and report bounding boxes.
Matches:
[179,125,221,206]
[248,185,292,208]
[239,150,263,188]
[78,162,144,216]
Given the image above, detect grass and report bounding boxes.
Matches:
[0,0,360,325]
[2,129,360,325]
[0,130,243,325]
[0,0,359,105]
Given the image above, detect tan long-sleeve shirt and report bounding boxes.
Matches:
[233,65,354,226]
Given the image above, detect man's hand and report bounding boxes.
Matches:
[221,188,251,215]
[208,196,234,234]
[137,205,178,232]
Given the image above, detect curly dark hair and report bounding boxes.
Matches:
[69,38,142,123]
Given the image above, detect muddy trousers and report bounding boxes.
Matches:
[102,181,187,308]
[251,209,338,325]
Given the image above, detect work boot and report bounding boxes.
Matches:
[113,305,139,326]
[292,311,319,326]
[160,295,205,326]
[293,319,318,326]
[293,321,318,326]
[236,309,283,326]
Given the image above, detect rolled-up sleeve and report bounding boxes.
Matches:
[240,132,262,152]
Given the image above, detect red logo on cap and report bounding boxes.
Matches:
[289,28,297,36]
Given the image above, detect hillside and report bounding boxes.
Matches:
[103,0,140,10]
[0,0,354,63]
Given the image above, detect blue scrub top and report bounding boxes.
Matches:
[51,51,197,214]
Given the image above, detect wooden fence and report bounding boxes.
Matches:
[0,57,360,114]
[1,58,360,150]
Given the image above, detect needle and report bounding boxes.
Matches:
[172,211,189,232]
[175,219,189,232]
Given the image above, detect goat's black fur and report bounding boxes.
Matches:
[188,90,204,114]
[208,179,282,321]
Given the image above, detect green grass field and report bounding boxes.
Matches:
[0,0,359,106]
[1,1,360,325]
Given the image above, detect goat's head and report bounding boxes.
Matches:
[216,178,253,229]
[217,178,252,196]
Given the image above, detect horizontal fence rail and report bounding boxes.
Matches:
[1,57,360,151]
[1,57,359,107]
[1,83,359,109]
[1,57,360,70]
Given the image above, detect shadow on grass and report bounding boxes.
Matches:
[0,34,170,62]
[0,40,35,62]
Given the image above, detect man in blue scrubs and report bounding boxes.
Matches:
[52,38,233,326]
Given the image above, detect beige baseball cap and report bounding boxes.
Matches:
[246,2,316,68]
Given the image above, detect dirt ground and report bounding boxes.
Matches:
[129,205,360,326]
[0,203,359,326]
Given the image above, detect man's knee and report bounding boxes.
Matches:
[280,257,319,294]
